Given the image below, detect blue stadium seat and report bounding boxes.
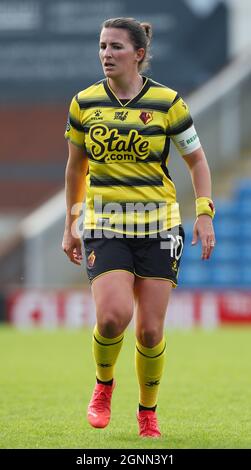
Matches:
[242,243,251,260]
[179,262,210,288]
[183,221,194,239]
[180,178,251,288]
[238,199,251,217]
[211,241,238,262]
[240,220,251,239]
[234,179,251,201]
[209,264,240,288]
[213,218,240,239]
[214,199,239,218]
[182,243,201,261]
[241,267,251,287]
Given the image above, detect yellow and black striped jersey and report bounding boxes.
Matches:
[65,77,194,235]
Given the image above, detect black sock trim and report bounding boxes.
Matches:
[94,335,124,347]
[96,377,113,386]
[136,343,166,359]
[139,404,157,412]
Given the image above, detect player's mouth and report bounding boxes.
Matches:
[104,62,115,69]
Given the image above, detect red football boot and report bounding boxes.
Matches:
[87,381,115,428]
[137,410,161,437]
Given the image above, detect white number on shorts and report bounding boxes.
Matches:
[160,234,184,260]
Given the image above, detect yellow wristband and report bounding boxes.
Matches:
[196,197,215,219]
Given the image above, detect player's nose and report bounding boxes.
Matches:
[103,47,113,58]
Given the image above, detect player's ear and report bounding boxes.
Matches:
[135,48,145,63]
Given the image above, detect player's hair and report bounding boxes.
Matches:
[101,17,152,72]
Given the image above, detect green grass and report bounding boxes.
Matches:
[0,325,251,449]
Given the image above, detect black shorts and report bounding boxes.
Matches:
[83,225,185,287]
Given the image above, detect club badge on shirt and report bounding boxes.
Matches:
[139,111,153,125]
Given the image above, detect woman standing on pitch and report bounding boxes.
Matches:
[62,17,215,437]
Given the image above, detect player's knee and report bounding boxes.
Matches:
[137,327,162,348]
[97,307,132,337]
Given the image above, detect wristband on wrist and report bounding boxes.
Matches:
[196,197,215,219]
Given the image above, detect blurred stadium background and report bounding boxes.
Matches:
[0,0,251,329]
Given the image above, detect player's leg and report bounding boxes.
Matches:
[132,226,184,436]
[92,270,135,382]
[84,235,135,378]
[83,235,135,428]
[87,271,134,428]
[134,277,172,437]
[87,270,135,428]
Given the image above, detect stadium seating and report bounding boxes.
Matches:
[179,179,251,289]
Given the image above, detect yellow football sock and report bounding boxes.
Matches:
[135,337,166,408]
[92,325,124,382]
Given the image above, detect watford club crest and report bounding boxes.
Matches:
[139,111,153,125]
[87,250,96,268]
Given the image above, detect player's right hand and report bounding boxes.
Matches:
[62,230,83,266]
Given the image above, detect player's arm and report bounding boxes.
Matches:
[62,141,89,265]
[182,146,216,260]
[168,94,216,260]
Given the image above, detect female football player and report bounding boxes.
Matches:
[62,17,215,437]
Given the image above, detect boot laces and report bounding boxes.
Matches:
[139,413,158,433]
[92,388,111,413]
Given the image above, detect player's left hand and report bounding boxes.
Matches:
[192,214,216,260]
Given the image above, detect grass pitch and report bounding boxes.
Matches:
[0,325,251,449]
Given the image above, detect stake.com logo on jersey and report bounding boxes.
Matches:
[88,124,150,162]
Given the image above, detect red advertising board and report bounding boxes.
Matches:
[6,289,251,329]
